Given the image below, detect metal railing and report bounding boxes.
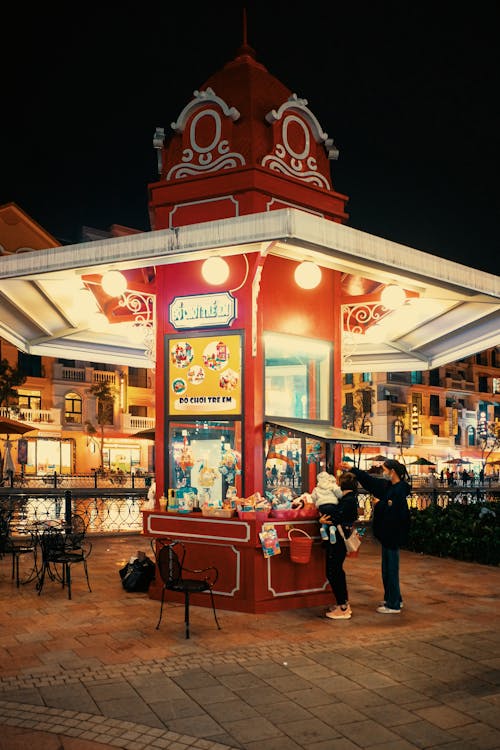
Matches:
[2,471,153,491]
[0,488,148,535]
[357,485,500,520]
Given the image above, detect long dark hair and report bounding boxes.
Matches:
[383,459,410,482]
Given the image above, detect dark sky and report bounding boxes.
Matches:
[2,2,499,274]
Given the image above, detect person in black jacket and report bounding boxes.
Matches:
[319,472,359,620]
[341,459,411,614]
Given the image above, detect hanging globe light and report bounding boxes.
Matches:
[202,257,230,285]
[101,269,127,297]
[294,261,322,289]
[380,284,406,309]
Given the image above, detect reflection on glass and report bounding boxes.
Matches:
[264,423,327,495]
[264,333,331,420]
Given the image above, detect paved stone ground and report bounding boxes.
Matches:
[0,533,499,749]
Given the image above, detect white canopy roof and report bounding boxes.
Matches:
[0,208,498,371]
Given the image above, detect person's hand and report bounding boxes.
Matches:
[319,514,331,524]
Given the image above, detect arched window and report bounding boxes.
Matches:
[65,392,82,424]
[467,425,475,446]
[393,418,404,444]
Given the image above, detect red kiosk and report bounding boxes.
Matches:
[141,42,381,612]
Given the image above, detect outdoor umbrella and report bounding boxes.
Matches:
[131,427,155,441]
[408,457,436,466]
[444,458,470,465]
[0,416,37,436]
[366,454,387,462]
[2,437,16,478]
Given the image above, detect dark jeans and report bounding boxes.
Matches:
[325,538,348,606]
[381,546,401,610]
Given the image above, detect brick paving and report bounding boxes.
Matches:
[0,533,499,749]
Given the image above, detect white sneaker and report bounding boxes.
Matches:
[328,601,349,612]
[326,605,351,620]
[376,605,401,614]
[379,600,403,609]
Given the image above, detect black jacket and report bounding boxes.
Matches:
[319,490,358,535]
[350,467,411,549]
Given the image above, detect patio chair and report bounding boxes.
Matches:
[37,517,92,599]
[0,510,37,587]
[154,538,221,639]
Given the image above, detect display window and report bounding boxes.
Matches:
[264,422,326,495]
[264,333,332,421]
[102,446,142,473]
[168,420,242,504]
[24,438,74,475]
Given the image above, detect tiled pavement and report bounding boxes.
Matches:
[1,533,499,750]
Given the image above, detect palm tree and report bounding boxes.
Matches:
[86,379,117,471]
[0,358,27,410]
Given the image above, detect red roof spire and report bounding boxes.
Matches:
[235,6,256,61]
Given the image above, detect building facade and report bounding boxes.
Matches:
[342,347,500,476]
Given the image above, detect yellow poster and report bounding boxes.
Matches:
[168,334,242,415]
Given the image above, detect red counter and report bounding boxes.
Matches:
[142,511,331,613]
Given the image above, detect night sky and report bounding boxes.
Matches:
[2,2,499,275]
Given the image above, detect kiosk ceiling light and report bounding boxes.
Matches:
[101,269,127,297]
[202,256,230,285]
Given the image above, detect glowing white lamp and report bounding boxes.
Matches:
[101,269,127,297]
[202,257,229,285]
[380,284,406,310]
[294,261,322,289]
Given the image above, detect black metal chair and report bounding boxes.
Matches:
[154,539,221,639]
[37,516,92,599]
[0,510,37,587]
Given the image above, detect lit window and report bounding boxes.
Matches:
[65,392,82,424]
[264,333,331,420]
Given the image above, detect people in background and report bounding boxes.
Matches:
[340,459,411,615]
[318,472,359,620]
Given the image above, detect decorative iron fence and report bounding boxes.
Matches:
[2,483,499,536]
[0,488,148,534]
[357,486,500,520]
[1,472,153,491]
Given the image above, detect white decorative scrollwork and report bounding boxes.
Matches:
[341,302,393,367]
[119,292,156,367]
[261,155,329,188]
[167,103,245,180]
[262,95,334,189]
[343,302,388,335]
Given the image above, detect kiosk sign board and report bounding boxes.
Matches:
[169,293,237,329]
[168,333,242,415]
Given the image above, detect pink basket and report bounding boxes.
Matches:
[238,510,256,520]
[255,509,270,521]
[297,505,319,519]
[270,508,299,520]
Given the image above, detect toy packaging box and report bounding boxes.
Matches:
[259,523,281,558]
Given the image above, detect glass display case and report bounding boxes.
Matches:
[168,420,242,504]
[264,422,326,495]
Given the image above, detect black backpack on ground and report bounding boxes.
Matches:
[119,553,155,592]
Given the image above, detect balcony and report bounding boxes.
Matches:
[413,435,454,448]
[0,406,61,427]
[52,363,117,386]
[444,378,476,392]
[121,414,155,432]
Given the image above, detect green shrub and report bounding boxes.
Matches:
[405,502,499,566]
